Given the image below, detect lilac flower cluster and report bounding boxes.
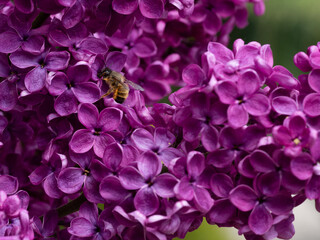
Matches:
[8,0,320,240]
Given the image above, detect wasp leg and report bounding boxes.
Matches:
[100,87,114,99]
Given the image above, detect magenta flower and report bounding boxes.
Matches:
[173,151,214,213]
[10,49,70,92]
[48,63,100,116]
[119,151,178,216]
[229,185,294,235]
[215,69,270,128]
[69,103,122,158]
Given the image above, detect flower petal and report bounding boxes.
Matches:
[58,167,85,194]
[54,90,78,116]
[134,187,159,216]
[78,103,99,129]
[248,204,273,235]
[229,185,257,211]
[69,129,95,153]
[98,107,123,132]
[119,166,145,190]
[139,0,164,19]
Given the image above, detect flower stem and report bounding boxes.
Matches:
[57,194,87,218]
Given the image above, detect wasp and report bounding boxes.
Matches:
[98,67,144,103]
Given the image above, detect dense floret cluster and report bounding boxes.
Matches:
[3,1,320,240]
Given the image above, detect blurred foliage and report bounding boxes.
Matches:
[230,0,320,77]
[174,0,320,239]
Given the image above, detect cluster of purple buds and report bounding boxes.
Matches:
[0,175,33,239]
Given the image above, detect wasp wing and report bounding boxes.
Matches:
[124,79,144,91]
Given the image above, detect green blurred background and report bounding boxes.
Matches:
[176,0,320,239]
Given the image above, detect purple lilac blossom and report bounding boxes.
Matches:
[5,1,318,240]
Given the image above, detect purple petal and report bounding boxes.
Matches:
[0,175,18,194]
[43,173,63,199]
[105,51,127,72]
[248,204,273,235]
[54,90,78,116]
[249,150,275,173]
[90,159,110,182]
[0,31,21,53]
[206,199,236,224]
[290,154,314,181]
[183,118,202,141]
[0,80,17,111]
[15,0,35,13]
[29,165,51,185]
[48,72,68,96]
[256,172,281,196]
[62,1,83,29]
[67,64,91,83]
[100,176,129,202]
[154,128,175,151]
[264,193,294,215]
[134,187,159,216]
[4,195,21,217]
[303,93,320,117]
[207,149,235,168]
[174,176,194,201]
[201,126,219,152]
[269,71,299,90]
[306,175,320,199]
[24,66,47,92]
[308,69,320,93]
[58,167,84,194]
[103,142,123,171]
[9,49,39,68]
[78,103,98,129]
[138,151,161,180]
[238,70,260,96]
[215,81,238,104]
[42,210,58,237]
[294,52,311,72]
[203,12,221,35]
[182,64,205,86]
[132,37,157,58]
[210,173,233,197]
[83,176,105,203]
[22,35,45,54]
[119,166,145,190]
[57,0,76,6]
[272,96,297,115]
[153,173,177,198]
[79,37,108,55]
[93,133,115,158]
[193,186,214,213]
[79,202,98,225]
[69,150,93,169]
[68,217,95,237]
[112,0,138,15]
[0,53,10,77]
[98,107,123,132]
[272,126,291,145]
[208,42,234,64]
[45,51,70,71]
[244,93,270,116]
[227,104,248,128]
[131,128,154,151]
[69,129,95,153]
[229,185,257,211]
[139,0,164,19]
[187,151,205,178]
